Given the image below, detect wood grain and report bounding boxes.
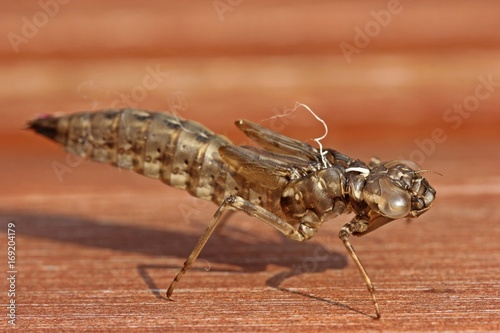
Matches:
[1,1,499,332]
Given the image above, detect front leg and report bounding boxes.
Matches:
[339,218,381,319]
[167,195,306,300]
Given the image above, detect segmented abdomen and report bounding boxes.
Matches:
[34,109,236,203]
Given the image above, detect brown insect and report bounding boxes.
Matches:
[29,108,436,318]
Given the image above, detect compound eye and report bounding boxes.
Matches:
[377,178,411,218]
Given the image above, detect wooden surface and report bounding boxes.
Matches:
[1,1,500,332]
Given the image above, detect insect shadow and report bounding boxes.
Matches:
[1,212,349,308]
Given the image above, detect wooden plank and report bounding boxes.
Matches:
[1,147,500,331]
[1,1,500,331]
[2,1,500,58]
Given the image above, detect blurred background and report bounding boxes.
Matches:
[1,1,500,190]
[1,2,500,330]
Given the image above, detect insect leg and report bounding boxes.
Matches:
[167,194,304,300]
[339,221,381,319]
[214,210,236,236]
